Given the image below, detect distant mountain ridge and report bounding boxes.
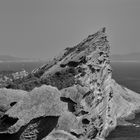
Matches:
[1,52,140,62]
[111,52,140,62]
[0,55,41,62]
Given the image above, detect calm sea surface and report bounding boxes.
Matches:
[111,62,140,93]
[0,61,140,140]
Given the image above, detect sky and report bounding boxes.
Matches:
[0,0,140,60]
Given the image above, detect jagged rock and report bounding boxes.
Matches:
[0,28,140,140]
[40,28,140,140]
[42,130,79,140]
[0,88,27,116]
[0,85,66,135]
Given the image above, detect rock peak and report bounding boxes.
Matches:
[101,27,106,33]
[0,28,140,140]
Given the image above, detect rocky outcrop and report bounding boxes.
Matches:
[0,88,27,117]
[0,28,140,140]
[0,85,66,134]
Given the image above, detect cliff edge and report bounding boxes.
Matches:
[0,28,140,140]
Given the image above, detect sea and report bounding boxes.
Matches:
[0,61,140,140]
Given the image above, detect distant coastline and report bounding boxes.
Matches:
[0,60,45,63]
[111,60,140,63]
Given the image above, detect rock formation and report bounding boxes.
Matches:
[0,88,27,117]
[0,28,140,140]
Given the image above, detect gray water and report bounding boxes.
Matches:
[111,62,140,93]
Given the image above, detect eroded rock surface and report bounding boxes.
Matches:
[0,28,140,140]
[0,88,27,117]
[0,85,66,134]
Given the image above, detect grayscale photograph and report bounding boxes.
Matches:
[0,0,140,140]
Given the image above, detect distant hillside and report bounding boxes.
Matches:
[111,52,140,62]
[0,55,41,62]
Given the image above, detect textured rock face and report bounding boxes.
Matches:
[0,85,66,134]
[0,88,27,116]
[0,28,140,140]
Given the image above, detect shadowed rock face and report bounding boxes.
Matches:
[0,28,140,140]
[0,116,59,140]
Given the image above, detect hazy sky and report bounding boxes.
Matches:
[0,0,140,59]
